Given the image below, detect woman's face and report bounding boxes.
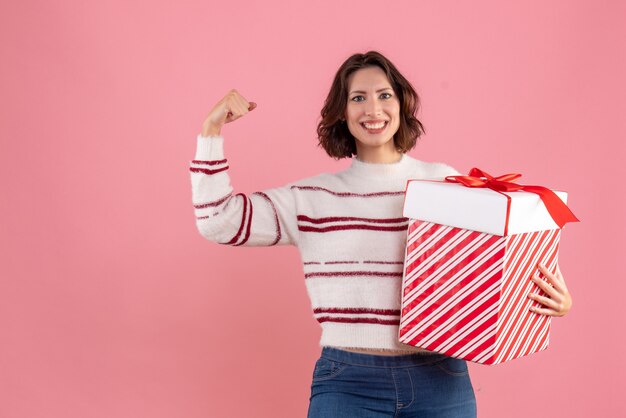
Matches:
[344,66,401,153]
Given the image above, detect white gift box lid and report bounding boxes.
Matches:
[403,180,568,236]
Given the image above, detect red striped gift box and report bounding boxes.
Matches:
[398,170,577,364]
[399,219,560,364]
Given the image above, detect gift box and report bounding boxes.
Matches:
[398,168,578,365]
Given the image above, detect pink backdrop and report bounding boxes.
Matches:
[1,0,624,417]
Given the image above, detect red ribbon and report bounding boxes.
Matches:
[445,168,579,235]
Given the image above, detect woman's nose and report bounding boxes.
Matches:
[365,98,382,116]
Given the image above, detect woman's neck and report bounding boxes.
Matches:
[355,142,403,164]
[356,153,403,164]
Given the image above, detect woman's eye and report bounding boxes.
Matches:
[350,93,391,102]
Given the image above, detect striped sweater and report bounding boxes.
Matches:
[190,134,460,353]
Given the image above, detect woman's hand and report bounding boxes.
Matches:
[201,89,257,137]
[527,263,572,317]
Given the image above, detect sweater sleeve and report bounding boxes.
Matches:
[189,134,298,247]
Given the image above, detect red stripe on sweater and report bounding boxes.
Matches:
[316,316,400,325]
[189,166,229,175]
[224,194,247,245]
[298,215,408,224]
[194,192,232,209]
[191,159,228,165]
[235,196,253,246]
[291,186,404,197]
[299,224,407,233]
[314,307,401,316]
[305,271,402,279]
[253,192,281,245]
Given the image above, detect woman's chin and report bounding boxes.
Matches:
[355,138,395,149]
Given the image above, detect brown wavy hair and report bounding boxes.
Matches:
[317,51,425,159]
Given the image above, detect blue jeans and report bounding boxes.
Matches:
[307,347,477,418]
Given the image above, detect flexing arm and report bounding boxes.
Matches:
[189,90,298,247]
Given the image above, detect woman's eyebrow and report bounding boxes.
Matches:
[349,87,394,95]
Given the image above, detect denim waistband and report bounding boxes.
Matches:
[320,347,449,368]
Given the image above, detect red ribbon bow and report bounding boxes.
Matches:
[445,168,579,235]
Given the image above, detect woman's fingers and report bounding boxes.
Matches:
[528,286,565,316]
[233,95,248,114]
[537,263,565,293]
[528,292,559,311]
[225,91,255,123]
[554,264,568,291]
[528,262,572,317]
[531,272,559,299]
[201,90,256,136]
[529,305,561,316]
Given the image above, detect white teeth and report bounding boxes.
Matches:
[362,121,386,129]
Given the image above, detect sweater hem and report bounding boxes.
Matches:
[319,322,435,354]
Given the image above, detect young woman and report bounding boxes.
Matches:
[190,51,572,417]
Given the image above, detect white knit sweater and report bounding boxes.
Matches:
[190,134,460,353]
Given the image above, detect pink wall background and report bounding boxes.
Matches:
[1,0,624,417]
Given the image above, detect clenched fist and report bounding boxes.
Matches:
[201,89,257,137]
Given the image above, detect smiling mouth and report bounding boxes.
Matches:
[361,121,388,132]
